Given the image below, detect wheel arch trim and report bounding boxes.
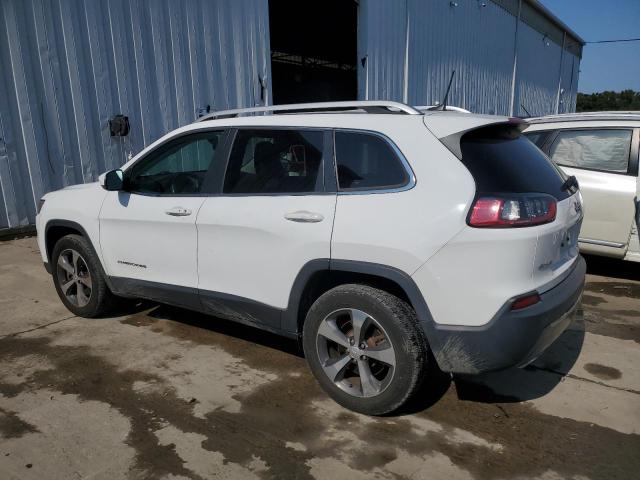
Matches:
[284,258,444,357]
[44,219,114,291]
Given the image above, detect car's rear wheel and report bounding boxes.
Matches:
[303,284,428,415]
[52,234,115,318]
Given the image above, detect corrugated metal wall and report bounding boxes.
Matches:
[0,0,271,229]
[406,0,516,115]
[559,46,580,114]
[358,0,581,117]
[1,0,581,230]
[357,0,407,102]
[513,20,563,117]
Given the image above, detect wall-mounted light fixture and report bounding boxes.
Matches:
[109,115,129,137]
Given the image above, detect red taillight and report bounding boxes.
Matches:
[469,194,557,228]
[511,293,541,310]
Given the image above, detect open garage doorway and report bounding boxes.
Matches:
[268,0,358,104]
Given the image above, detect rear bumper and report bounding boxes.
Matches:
[430,255,586,374]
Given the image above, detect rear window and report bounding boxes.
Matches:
[460,126,571,200]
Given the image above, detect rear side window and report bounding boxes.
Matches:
[548,129,632,174]
[460,126,570,200]
[335,131,409,191]
[223,129,324,194]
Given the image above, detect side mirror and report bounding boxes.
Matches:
[101,169,124,191]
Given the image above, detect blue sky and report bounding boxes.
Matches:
[539,0,640,93]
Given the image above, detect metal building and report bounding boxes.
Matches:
[0,0,583,231]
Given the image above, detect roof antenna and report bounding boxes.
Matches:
[438,70,456,111]
[520,103,531,118]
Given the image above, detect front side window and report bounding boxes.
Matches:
[548,129,632,174]
[334,131,409,191]
[127,131,224,194]
[223,129,324,194]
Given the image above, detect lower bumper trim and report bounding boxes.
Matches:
[430,255,586,374]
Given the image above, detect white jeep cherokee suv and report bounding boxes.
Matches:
[36,101,585,415]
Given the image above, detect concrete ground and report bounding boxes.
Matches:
[0,237,638,480]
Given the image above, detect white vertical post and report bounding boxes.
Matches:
[402,0,410,104]
[555,32,566,114]
[509,0,522,116]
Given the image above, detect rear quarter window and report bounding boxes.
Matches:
[334,131,409,191]
[460,126,570,200]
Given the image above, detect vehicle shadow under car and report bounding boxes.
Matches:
[399,309,586,413]
[454,316,586,403]
[583,253,640,282]
[121,299,586,415]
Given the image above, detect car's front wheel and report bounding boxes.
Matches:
[52,234,115,318]
[303,284,429,415]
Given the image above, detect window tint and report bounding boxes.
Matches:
[334,131,408,190]
[548,129,632,173]
[460,125,571,200]
[127,131,223,194]
[223,129,323,194]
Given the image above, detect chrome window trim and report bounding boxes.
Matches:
[333,128,416,195]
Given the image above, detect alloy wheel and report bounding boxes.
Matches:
[316,308,396,398]
[56,248,92,307]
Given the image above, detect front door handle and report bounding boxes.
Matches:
[284,210,324,223]
[165,207,192,217]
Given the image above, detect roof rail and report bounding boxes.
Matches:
[527,111,640,123]
[414,105,471,113]
[196,101,421,122]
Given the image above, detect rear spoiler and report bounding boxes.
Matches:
[427,116,528,160]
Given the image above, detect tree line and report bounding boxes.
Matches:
[577,90,640,112]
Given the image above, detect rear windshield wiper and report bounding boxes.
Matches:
[561,175,579,193]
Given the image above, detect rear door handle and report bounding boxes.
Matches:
[165,207,192,217]
[284,210,324,223]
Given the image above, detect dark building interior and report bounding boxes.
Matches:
[268,0,358,104]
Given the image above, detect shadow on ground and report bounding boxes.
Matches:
[584,253,640,281]
[130,299,586,414]
[144,303,302,357]
[454,309,585,404]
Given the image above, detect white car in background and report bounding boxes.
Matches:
[525,112,640,262]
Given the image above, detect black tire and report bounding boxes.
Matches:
[51,234,116,318]
[303,284,429,415]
